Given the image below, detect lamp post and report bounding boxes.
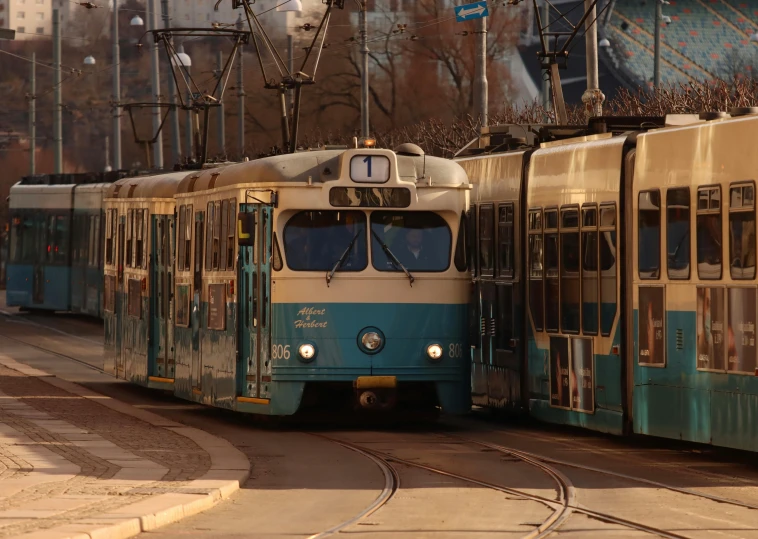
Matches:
[581,0,604,119]
[654,0,670,88]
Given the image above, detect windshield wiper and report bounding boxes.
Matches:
[371,230,414,286]
[326,232,361,287]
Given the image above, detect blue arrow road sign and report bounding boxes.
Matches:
[455,1,488,23]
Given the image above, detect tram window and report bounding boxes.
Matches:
[88,216,96,267]
[560,207,580,334]
[178,205,186,271]
[666,188,690,279]
[54,214,68,265]
[696,186,722,280]
[93,215,101,268]
[105,210,113,266]
[638,190,661,279]
[498,204,514,278]
[126,210,133,267]
[454,212,467,272]
[220,200,229,271]
[528,209,544,331]
[729,183,756,280]
[213,201,221,270]
[545,209,558,230]
[184,205,193,271]
[371,211,451,272]
[582,206,598,335]
[272,233,283,271]
[599,203,617,336]
[227,199,236,270]
[467,208,477,277]
[205,202,214,271]
[136,209,145,269]
[285,211,367,272]
[478,205,495,276]
[545,232,559,333]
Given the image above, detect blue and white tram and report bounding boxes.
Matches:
[105,146,472,415]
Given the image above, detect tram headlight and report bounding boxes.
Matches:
[361,331,383,351]
[426,344,443,361]
[298,343,316,362]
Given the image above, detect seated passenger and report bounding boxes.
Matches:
[397,228,431,268]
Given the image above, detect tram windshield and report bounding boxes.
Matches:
[370,211,451,272]
[283,211,367,271]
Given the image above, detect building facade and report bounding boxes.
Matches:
[0,0,53,40]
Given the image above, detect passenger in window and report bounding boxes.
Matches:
[398,228,431,267]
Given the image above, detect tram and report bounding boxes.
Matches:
[102,145,472,415]
[6,173,123,316]
[458,111,758,451]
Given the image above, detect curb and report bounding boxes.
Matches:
[0,356,251,539]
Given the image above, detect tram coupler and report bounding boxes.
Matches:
[355,388,397,410]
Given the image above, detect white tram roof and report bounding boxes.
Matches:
[9,183,75,210]
[74,183,113,211]
[176,150,469,194]
[106,170,196,200]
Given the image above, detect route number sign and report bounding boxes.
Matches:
[350,155,390,183]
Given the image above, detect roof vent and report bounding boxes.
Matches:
[394,143,425,156]
[730,107,758,117]
[699,111,727,121]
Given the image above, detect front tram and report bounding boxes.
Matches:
[104,145,471,416]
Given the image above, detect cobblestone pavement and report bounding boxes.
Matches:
[0,362,217,539]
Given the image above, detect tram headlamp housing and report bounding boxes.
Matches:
[298,343,316,361]
[426,344,444,361]
[361,332,382,351]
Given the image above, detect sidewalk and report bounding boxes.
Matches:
[0,356,250,539]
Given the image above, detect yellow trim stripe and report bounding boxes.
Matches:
[192,388,202,395]
[355,376,397,389]
[148,376,174,384]
[236,397,271,405]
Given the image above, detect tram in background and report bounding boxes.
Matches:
[457,111,758,452]
[6,172,129,317]
[102,144,471,416]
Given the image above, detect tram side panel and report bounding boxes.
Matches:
[632,116,758,451]
[7,185,74,312]
[525,137,629,434]
[456,152,530,412]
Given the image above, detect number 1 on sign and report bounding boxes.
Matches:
[363,156,372,178]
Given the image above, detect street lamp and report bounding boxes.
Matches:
[599,38,610,48]
[130,14,144,26]
[83,55,96,65]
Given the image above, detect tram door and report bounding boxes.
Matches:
[115,216,126,376]
[191,211,204,391]
[236,203,272,400]
[151,215,175,379]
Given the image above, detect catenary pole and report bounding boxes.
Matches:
[112,0,122,170]
[581,0,604,118]
[29,52,36,176]
[474,15,488,126]
[147,0,163,169]
[53,9,62,173]
[162,0,181,165]
[216,51,226,158]
[236,15,245,159]
[654,0,662,87]
[358,0,369,137]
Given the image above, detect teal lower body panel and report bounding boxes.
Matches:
[529,399,624,435]
[123,296,150,386]
[527,324,624,434]
[633,308,758,452]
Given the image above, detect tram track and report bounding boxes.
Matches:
[316,433,698,539]
[3,310,758,537]
[442,433,758,512]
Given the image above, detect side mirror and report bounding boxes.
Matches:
[238,213,256,247]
